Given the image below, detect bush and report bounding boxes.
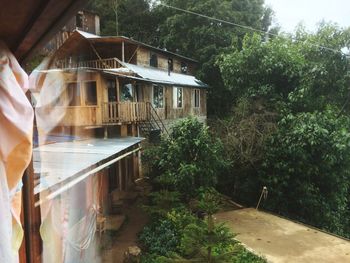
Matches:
[142,190,183,219]
[145,117,229,198]
[139,219,179,256]
[139,209,197,256]
[260,109,350,236]
[233,245,266,263]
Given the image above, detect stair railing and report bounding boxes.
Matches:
[146,102,169,136]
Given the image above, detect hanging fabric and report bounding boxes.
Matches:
[0,41,34,262]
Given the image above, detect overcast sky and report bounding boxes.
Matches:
[264,0,350,32]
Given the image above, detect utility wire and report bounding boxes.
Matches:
[159,3,347,55]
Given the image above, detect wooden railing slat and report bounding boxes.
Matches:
[102,102,148,124]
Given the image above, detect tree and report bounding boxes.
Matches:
[160,189,237,262]
[145,117,229,198]
[260,109,350,237]
[87,0,158,42]
[214,24,350,238]
[152,0,273,116]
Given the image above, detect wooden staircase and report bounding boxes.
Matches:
[139,102,169,142]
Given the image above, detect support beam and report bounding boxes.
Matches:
[122,41,125,62]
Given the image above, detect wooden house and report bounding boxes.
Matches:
[40,30,208,139]
[24,29,208,262]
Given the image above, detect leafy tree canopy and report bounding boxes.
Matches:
[218,24,350,113]
[145,117,229,198]
[260,108,350,237]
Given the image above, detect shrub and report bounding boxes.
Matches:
[139,209,197,257]
[139,219,179,256]
[145,117,229,198]
[260,108,350,236]
[142,190,183,219]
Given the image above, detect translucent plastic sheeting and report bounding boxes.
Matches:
[0,42,34,263]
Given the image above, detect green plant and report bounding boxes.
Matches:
[143,190,183,219]
[145,117,229,198]
[260,108,350,237]
[139,219,180,256]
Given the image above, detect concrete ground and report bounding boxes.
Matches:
[215,208,350,263]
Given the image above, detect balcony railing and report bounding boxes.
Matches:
[56,58,122,69]
[102,102,149,124]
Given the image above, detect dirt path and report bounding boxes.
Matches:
[215,208,350,263]
[102,201,148,263]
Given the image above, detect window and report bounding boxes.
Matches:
[67,82,81,106]
[107,79,117,102]
[168,58,173,72]
[84,81,97,105]
[181,62,188,74]
[121,83,133,101]
[76,13,83,28]
[51,85,66,106]
[150,52,158,67]
[153,85,164,108]
[193,89,200,108]
[173,87,183,108]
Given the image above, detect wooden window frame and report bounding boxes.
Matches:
[149,52,158,68]
[173,87,183,109]
[152,85,164,109]
[66,81,82,107]
[193,89,200,108]
[83,80,98,106]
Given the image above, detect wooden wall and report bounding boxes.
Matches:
[53,71,103,127]
[136,47,196,75]
[138,83,207,121]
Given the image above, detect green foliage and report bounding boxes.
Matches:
[87,0,158,42]
[139,209,197,256]
[218,24,350,113]
[232,245,266,263]
[143,190,183,219]
[260,108,350,237]
[215,24,350,238]
[160,189,238,262]
[139,219,180,256]
[146,117,229,198]
[154,0,273,116]
[218,33,305,105]
[211,98,277,205]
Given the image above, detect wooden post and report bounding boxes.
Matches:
[22,159,42,263]
[122,41,125,62]
[120,125,128,137]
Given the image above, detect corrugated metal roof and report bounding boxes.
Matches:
[73,30,198,63]
[76,29,101,39]
[34,137,143,195]
[105,63,208,88]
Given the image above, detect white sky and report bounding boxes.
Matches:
[264,0,350,32]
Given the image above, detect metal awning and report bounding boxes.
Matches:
[104,63,208,88]
[33,137,143,199]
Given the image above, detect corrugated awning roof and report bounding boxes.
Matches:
[34,137,143,197]
[74,30,198,63]
[104,63,208,88]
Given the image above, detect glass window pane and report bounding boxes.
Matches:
[121,83,133,101]
[67,82,81,106]
[84,81,97,106]
[153,85,164,108]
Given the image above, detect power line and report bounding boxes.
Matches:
[159,3,346,55]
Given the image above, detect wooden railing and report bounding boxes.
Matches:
[102,102,149,123]
[56,58,122,69]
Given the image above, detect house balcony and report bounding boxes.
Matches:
[102,102,149,124]
[56,58,122,70]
